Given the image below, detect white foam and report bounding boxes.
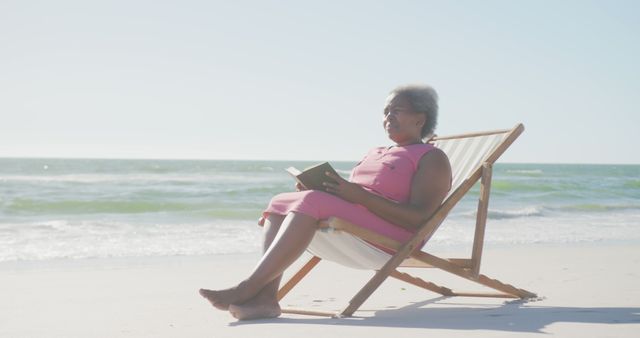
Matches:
[453,206,546,220]
[488,206,546,219]
[434,211,640,248]
[0,219,262,262]
[505,169,544,175]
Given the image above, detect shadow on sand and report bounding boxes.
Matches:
[230,297,640,333]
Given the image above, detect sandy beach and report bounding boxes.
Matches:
[1,243,638,337]
[2,1,639,337]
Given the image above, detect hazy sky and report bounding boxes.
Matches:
[1,0,638,164]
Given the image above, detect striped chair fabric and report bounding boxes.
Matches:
[307,131,510,270]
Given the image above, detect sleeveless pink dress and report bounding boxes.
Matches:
[261,144,436,242]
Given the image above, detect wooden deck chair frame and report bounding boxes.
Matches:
[276,123,536,318]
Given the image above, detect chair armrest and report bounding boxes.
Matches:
[322,217,403,251]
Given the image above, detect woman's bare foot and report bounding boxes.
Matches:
[229,295,281,320]
[199,282,254,311]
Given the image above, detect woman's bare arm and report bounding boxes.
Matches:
[323,148,452,231]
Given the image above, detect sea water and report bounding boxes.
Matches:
[1,158,638,262]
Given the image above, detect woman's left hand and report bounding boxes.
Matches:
[322,171,367,204]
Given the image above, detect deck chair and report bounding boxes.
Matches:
[277,123,537,318]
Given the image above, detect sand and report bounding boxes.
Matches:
[1,243,639,337]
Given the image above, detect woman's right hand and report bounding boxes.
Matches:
[295,182,308,191]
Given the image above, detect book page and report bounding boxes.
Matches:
[285,166,302,177]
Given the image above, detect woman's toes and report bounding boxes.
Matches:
[198,288,231,310]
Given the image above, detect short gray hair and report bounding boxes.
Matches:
[389,84,439,138]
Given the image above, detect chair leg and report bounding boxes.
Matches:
[277,256,321,301]
[475,274,537,299]
[471,163,492,276]
[338,260,404,317]
[412,251,537,299]
[390,270,454,296]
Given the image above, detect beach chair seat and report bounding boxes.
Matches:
[277,123,537,318]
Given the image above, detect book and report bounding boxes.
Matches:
[285,162,340,191]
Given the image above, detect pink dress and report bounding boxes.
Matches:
[261,143,437,242]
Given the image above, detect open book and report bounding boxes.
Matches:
[285,162,340,191]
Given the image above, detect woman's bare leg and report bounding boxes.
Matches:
[254,214,286,300]
[199,213,285,311]
[227,214,286,319]
[199,212,317,315]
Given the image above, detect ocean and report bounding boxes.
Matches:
[1,158,639,262]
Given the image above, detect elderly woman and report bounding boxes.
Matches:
[200,84,452,320]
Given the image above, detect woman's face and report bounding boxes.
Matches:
[383,94,425,144]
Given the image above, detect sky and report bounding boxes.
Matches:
[1,0,639,164]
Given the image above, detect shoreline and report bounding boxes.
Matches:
[1,239,637,270]
[1,243,639,337]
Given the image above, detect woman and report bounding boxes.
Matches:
[199,84,452,320]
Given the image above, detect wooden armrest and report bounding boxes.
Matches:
[322,217,403,251]
[264,216,403,251]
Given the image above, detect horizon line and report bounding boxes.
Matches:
[0,156,638,166]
